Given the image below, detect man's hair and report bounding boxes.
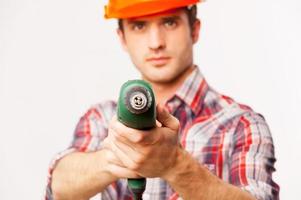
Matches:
[117,5,198,32]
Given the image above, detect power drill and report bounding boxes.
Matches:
[117,80,156,200]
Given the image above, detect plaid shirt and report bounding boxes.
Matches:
[45,67,279,200]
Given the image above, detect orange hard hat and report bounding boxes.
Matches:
[104,0,201,19]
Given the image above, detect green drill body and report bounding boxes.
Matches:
[117,80,156,200]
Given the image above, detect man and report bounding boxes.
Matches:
[46,0,279,199]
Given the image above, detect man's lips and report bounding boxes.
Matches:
[146,56,171,66]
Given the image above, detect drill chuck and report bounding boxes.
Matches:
[130,91,148,111]
[118,80,156,130]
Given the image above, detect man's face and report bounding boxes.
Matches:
[117,8,200,84]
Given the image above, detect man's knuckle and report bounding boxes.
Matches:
[134,157,144,166]
[172,118,180,130]
[134,134,144,143]
[129,162,140,171]
[113,130,123,141]
[143,148,152,157]
[115,134,122,141]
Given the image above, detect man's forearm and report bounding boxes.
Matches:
[163,148,256,200]
[51,150,116,200]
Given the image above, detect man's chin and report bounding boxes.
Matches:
[139,63,180,82]
[143,72,178,84]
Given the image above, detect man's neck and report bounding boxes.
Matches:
[144,65,195,105]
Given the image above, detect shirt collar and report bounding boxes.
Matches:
[167,66,209,115]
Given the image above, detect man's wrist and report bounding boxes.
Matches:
[162,146,194,183]
[161,146,218,199]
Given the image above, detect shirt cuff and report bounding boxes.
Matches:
[44,148,77,200]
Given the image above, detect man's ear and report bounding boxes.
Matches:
[117,28,128,52]
[191,19,201,44]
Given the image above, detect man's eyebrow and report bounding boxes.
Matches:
[126,15,181,24]
[126,19,147,25]
[161,15,181,21]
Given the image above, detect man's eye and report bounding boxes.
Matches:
[132,23,145,31]
[164,20,177,28]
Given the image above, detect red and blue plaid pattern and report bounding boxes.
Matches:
[46,67,279,200]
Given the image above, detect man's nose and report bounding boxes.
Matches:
[148,25,166,51]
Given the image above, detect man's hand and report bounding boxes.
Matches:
[102,104,181,179]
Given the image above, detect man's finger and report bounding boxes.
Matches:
[111,118,145,144]
[110,138,140,170]
[107,164,141,179]
[104,148,124,167]
[156,104,179,131]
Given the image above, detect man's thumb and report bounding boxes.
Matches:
[156,104,179,131]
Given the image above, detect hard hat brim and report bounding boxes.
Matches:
[105,0,201,19]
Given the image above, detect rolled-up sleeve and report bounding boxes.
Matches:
[45,101,116,200]
[230,112,279,200]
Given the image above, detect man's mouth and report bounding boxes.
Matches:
[146,56,171,66]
